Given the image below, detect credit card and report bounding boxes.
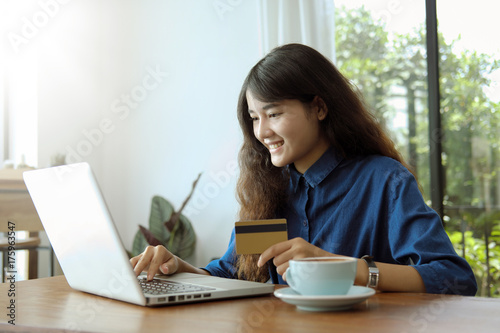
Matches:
[235,219,288,255]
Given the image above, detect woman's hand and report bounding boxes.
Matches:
[256,237,335,279]
[257,237,427,292]
[130,245,179,281]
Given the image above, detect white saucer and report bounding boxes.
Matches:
[274,286,375,312]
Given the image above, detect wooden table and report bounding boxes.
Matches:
[1,276,499,332]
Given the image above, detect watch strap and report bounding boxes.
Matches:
[361,255,379,289]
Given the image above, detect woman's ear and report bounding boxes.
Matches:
[313,96,328,121]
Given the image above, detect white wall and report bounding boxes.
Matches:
[33,0,261,267]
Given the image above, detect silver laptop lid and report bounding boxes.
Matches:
[23,163,146,305]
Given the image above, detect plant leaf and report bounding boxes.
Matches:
[139,225,162,246]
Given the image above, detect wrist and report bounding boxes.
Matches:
[178,257,210,276]
[355,258,369,286]
[361,255,379,289]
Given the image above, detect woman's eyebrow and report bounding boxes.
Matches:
[249,103,279,112]
[248,103,280,114]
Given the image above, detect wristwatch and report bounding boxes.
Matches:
[361,255,379,289]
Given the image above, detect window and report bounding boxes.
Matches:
[335,0,500,297]
[334,1,429,195]
[437,0,500,297]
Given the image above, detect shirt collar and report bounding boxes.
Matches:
[289,147,343,190]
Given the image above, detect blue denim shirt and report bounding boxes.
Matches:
[204,148,477,296]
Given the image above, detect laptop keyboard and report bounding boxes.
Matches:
[139,277,216,295]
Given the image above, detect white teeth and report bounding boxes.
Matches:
[269,142,283,149]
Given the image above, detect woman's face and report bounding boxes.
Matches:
[246,90,330,174]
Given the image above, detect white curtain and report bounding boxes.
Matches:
[257,0,336,61]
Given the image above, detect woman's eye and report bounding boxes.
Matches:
[250,116,259,122]
[269,113,280,118]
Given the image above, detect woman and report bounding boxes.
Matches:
[131,43,477,295]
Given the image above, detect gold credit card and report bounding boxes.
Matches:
[235,219,288,255]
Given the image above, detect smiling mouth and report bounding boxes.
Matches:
[268,141,284,150]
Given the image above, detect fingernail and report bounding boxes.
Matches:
[257,256,262,267]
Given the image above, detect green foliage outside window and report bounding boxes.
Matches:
[446,210,500,297]
[335,6,500,297]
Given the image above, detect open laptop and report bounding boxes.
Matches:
[23,162,274,306]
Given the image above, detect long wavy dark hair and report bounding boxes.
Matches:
[235,43,413,282]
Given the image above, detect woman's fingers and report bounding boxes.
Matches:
[130,245,176,281]
[258,238,334,276]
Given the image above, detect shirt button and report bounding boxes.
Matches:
[303,220,308,227]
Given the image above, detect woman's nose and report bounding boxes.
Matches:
[255,119,273,140]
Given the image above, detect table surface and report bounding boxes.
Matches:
[1,275,499,333]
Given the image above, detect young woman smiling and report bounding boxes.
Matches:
[131,44,477,296]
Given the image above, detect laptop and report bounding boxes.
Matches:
[23,162,274,306]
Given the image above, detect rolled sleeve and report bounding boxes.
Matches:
[388,171,477,296]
